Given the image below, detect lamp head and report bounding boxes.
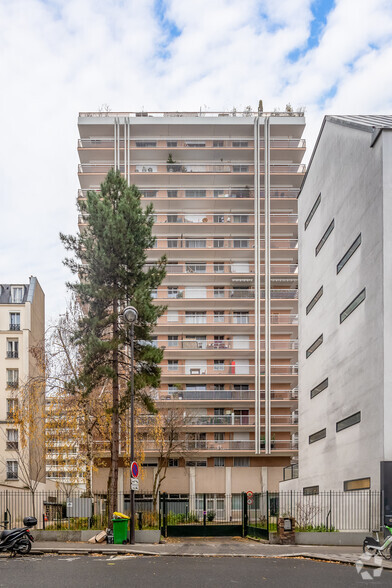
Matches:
[123,306,138,324]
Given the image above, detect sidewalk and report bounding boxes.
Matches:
[23,537,392,571]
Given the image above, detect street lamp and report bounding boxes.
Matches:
[123,305,138,545]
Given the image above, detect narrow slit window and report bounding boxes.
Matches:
[306,334,323,358]
[337,234,361,274]
[310,378,328,399]
[305,193,321,230]
[309,428,326,444]
[336,411,361,432]
[315,219,334,256]
[340,288,366,323]
[306,286,323,315]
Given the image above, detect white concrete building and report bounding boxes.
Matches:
[281,116,392,518]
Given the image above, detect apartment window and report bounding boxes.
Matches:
[186,239,206,248]
[168,336,178,348]
[186,461,207,467]
[344,477,370,491]
[185,312,206,324]
[214,214,225,223]
[336,411,361,432]
[214,287,225,298]
[167,141,177,147]
[340,289,366,324]
[214,311,225,323]
[167,214,180,223]
[232,140,248,147]
[214,384,225,391]
[167,190,177,198]
[168,459,179,467]
[135,141,156,147]
[214,263,224,273]
[214,360,225,371]
[234,457,250,467]
[234,384,249,390]
[168,360,179,371]
[305,193,321,230]
[214,432,224,441]
[6,369,19,387]
[6,429,18,450]
[233,239,249,248]
[233,165,249,172]
[186,263,206,274]
[309,428,326,444]
[306,334,323,358]
[233,215,249,223]
[310,378,328,399]
[141,190,157,197]
[7,340,19,359]
[213,141,224,147]
[185,140,205,147]
[214,239,224,248]
[9,313,20,331]
[151,288,157,299]
[315,219,334,256]
[185,190,206,198]
[6,461,18,480]
[306,286,323,315]
[337,234,362,274]
[303,486,319,496]
[11,287,23,303]
[7,399,18,419]
[167,238,178,248]
[233,311,249,324]
[214,457,225,466]
[168,287,178,299]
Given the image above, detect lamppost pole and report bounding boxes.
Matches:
[123,305,138,545]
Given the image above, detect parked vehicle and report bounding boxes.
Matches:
[363,525,392,559]
[0,517,37,556]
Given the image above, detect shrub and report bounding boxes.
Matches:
[207,510,216,522]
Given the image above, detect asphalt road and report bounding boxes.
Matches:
[0,555,391,587]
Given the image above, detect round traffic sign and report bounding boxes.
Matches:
[131,461,139,478]
[246,491,253,498]
[247,498,253,505]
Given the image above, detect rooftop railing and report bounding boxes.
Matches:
[78,138,306,149]
[79,110,305,118]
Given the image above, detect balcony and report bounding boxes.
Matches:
[6,351,19,359]
[152,288,298,301]
[150,238,298,250]
[159,339,297,351]
[142,439,298,453]
[9,324,21,331]
[78,188,300,200]
[78,138,306,150]
[147,263,298,275]
[157,313,298,326]
[152,213,297,225]
[138,413,297,427]
[78,162,305,175]
[157,389,298,402]
[160,365,298,377]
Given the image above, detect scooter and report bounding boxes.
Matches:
[363,525,392,560]
[0,517,37,556]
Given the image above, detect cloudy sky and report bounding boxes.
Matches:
[1,0,391,322]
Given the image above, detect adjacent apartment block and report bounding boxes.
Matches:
[0,277,46,488]
[281,115,392,516]
[78,110,305,502]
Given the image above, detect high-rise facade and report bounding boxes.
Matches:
[78,110,305,498]
[0,277,45,488]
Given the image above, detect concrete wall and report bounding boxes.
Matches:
[296,119,385,492]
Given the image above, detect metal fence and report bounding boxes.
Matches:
[247,491,382,534]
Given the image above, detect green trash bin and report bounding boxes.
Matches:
[112,518,129,544]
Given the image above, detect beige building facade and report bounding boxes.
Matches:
[0,277,45,490]
[78,110,305,502]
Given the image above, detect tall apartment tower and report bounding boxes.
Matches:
[0,277,45,488]
[281,116,392,517]
[78,110,305,500]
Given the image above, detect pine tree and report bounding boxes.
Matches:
[60,169,166,519]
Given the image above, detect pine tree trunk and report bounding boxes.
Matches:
[108,303,119,527]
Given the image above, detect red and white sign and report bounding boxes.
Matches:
[246,491,253,498]
[131,461,139,478]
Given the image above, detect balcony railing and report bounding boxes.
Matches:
[6,381,19,388]
[138,413,297,427]
[9,324,21,331]
[160,365,298,377]
[6,351,19,358]
[157,389,298,401]
[150,238,298,250]
[152,288,298,300]
[141,439,298,452]
[78,163,306,175]
[158,339,297,351]
[78,138,306,149]
[157,313,298,326]
[6,441,18,450]
[152,213,297,225]
[78,188,300,200]
[147,263,298,275]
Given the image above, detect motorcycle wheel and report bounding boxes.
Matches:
[363,542,377,556]
[15,539,31,555]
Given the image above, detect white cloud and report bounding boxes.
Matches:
[0,0,391,321]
